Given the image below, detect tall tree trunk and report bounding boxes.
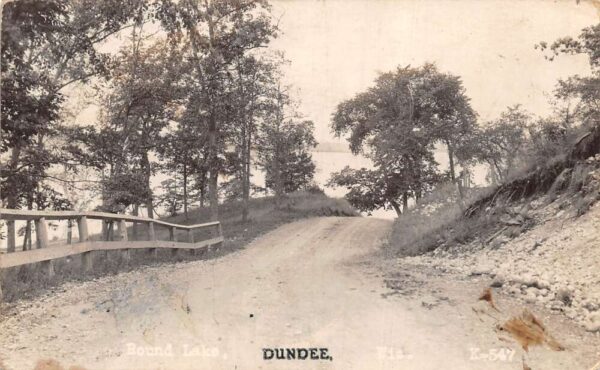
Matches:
[204,1,219,222]
[6,145,22,208]
[183,2,218,220]
[242,128,251,222]
[402,192,409,212]
[183,163,188,219]
[447,140,465,205]
[199,174,206,208]
[208,169,218,221]
[141,151,154,218]
[390,200,402,217]
[273,155,284,209]
[132,204,139,240]
[207,116,219,221]
[22,198,33,250]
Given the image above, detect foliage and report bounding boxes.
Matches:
[329,63,476,215]
[158,0,279,220]
[473,105,531,184]
[1,0,149,210]
[156,178,184,217]
[258,114,317,198]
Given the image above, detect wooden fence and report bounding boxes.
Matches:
[0,209,223,301]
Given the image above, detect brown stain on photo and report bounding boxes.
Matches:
[33,359,87,370]
[581,0,600,18]
[499,309,564,352]
[479,287,499,311]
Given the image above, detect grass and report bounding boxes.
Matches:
[388,183,498,256]
[163,190,358,254]
[0,191,357,303]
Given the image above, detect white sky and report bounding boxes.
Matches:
[269,0,598,142]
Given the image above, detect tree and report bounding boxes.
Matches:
[329,64,475,215]
[64,36,184,215]
[538,23,600,125]
[103,36,183,216]
[156,178,186,217]
[157,118,208,219]
[159,0,278,221]
[225,54,281,220]
[327,167,412,216]
[473,105,530,184]
[261,120,317,194]
[257,84,317,203]
[1,0,151,211]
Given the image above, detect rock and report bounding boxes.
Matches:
[565,308,578,320]
[525,287,539,297]
[524,290,537,303]
[583,300,599,312]
[490,236,510,249]
[518,274,537,287]
[556,288,574,306]
[588,311,600,324]
[508,286,520,295]
[490,275,505,288]
[537,295,548,304]
[536,280,550,290]
[584,312,600,332]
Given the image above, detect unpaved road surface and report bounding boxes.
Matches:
[1,217,599,369]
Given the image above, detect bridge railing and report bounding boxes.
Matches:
[0,209,223,300]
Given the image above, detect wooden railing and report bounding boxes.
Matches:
[0,209,223,301]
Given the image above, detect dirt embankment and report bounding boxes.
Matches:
[407,185,600,335]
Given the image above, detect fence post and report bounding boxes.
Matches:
[67,220,73,244]
[6,220,15,253]
[188,229,194,243]
[148,221,157,258]
[117,219,130,261]
[23,221,32,250]
[42,259,55,277]
[148,221,156,241]
[78,216,92,271]
[78,216,89,242]
[170,226,178,257]
[212,223,223,252]
[132,222,138,241]
[36,217,49,249]
[35,217,53,276]
[169,226,176,242]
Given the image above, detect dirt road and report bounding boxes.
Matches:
[1,217,598,369]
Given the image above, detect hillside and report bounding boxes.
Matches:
[389,128,600,335]
[160,190,358,254]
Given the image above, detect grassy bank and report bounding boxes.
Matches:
[388,183,496,257]
[389,124,600,257]
[0,191,357,303]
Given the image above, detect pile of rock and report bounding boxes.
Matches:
[491,272,600,333]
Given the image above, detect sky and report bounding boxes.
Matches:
[268,0,598,143]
